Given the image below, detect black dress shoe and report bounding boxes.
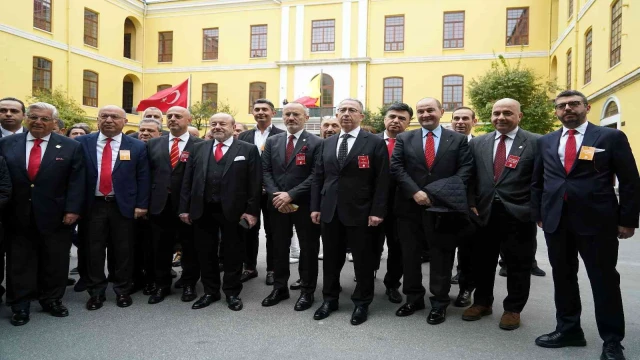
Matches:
[313,300,338,320]
[395,301,425,317]
[451,271,460,284]
[67,278,77,286]
[385,288,402,304]
[73,278,87,292]
[226,296,243,311]
[116,294,133,308]
[143,283,157,295]
[192,293,221,309]
[261,289,290,307]
[69,267,79,275]
[350,305,368,326]
[240,270,258,283]
[289,279,302,290]
[427,308,447,325]
[181,285,198,302]
[148,288,171,304]
[294,293,314,311]
[10,310,30,326]
[265,271,275,285]
[601,342,626,360]
[498,267,507,277]
[531,266,546,277]
[86,295,106,311]
[171,269,177,278]
[174,278,184,289]
[42,300,69,317]
[453,289,472,307]
[535,330,587,348]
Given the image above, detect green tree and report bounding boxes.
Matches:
[189,99,237,130]
[362,104,390,133]
[28,87,90,129]
[468,55,558,134]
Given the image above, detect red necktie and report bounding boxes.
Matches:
[387,138,396,159]
[170,138,180,168]
[493,134,507,182]
[424,132,435,169]
[564,129,577,174]
[285,135,295,163]
[27,138,44,181]
[99,138,113,196]
[214,142,224,162]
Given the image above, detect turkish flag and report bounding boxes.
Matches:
[137,78,189,113]
[294,96,319,108]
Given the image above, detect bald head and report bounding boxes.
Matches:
[98,105,127,137]
[187,126,200,137]
[491,98,523,134]
[166,106,192,136]
[209,113,235,142]
[493,98,521,112]
[417,97,442,110]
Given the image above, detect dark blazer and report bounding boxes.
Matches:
[0,133,85,234]
[147,134,203,215]
[531,122,640,235]
[76,132,150,219]
[469,128,540,226]
[0,127,28,138]
[237,125,285,151]
[310,129,389,226]
[0,156,10,211]
[180,138,262,222]
[129,130,170,139]
[378,132,398,212]
[390,127,473,221]
[262,130,321,208]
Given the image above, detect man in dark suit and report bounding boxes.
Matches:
[532,90,640,360]
[76,105,150,311]
[390,97,473,325]
[311,98,389,325]
[260,102,321,311]
[462,99,539,330]
[180,113,261,311]
[0,102,85,326]
[128,107,170,139]
[146,106,202,304]
[237,99,284,285]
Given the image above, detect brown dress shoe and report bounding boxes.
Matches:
[499,311,520,330]
[461,304,492,321]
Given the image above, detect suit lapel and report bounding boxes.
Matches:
[36,134,63,177]
[113,135,131,174]
[326,134,340,168]
[496,130,528,185]
[431,128,453,169]
[278,134,287,169]
[88,134,99,172]
[482,132,496,181]
[11,134,29,180]
[411,130,428,171]
[201,140,213,180]
[549,129,564,172]
[160,136,172,170]
[287,131,309,168]
[342,131,367,169]
[222,140,241,177]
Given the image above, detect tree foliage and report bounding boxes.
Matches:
[468,55,558,134]
[362,104,390,133]
[189,99,237,130]
[28,87,90,129]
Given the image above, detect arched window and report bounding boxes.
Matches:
[311,74,334,107]
[610,0,622,67]
[383,77,403,105]
[202,83,218,108]
[83,70,99,107]
[584,29,592,84]
[442,75,464,111]
[32,57,52,94]
[249,82,266,113]
[604,101,619,118]
[157,84,171,92]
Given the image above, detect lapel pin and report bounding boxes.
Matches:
[56,145,61,148]
[519,146,522,149]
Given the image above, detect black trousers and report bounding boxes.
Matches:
[270,205,320,294]
[398,212,458,309]
[0,226,5,300]
[374,213,403,290]
[84,199,135,297]
[193,203,244,297]
[5,221,72,310]
[473,202,535,313]
[545,205,624,343]
[321,215,376,306]
[455,226,476,292]
[133,217,153,287]
[244,194,273,271]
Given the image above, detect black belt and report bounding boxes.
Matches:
[95,195,116,202]
[492,197,502,204]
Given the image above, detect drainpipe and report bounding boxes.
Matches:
[66,0,71,97]
[142,0,147,103]
[572,11,579,89]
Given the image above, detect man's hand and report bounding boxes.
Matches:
[179,213,192,225]
[134,208,148,219]
[470,207,479,216]
[368,216,383,227]
[618,226,635,239]
[413,191,431,206]
[241,213,258,228]
[537,221,543,228]
[272,192,293,209]
[311,212,321,225]
[63,213,80,226]
[278,204,295,214]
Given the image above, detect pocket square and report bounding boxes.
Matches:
[594,148,605,153]
[234,156,246,162]
[55,157,64,161]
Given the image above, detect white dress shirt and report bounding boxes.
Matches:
[25,132,51,168]
[558,121,588,166]
[213,136,234,157]
[253,124,272,154]
[168,131,190,154]
[2,125,24,137]
[336,127,361,158]
[95,132,122,196]
[285,129,304,148]
[467,134,473,142]
[493,127,520,161]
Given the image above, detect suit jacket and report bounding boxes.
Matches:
[179,138,262,222]
[390,127,473,221]
[147,134,203,215]
[76,132,150,219]
[531,122,640,235]
[378,133,399,214]
[0,156,11,212]
[0,127,28,138]
[129,130,170,139]
[469,128,540,226]
[310,129,389,226]
[237,125,285,152]
[262,130,321,209]
[0,132,85,234]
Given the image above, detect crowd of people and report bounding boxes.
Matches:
[0,89,637,360]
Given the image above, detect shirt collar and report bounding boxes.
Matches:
[1,125,24,135]
[495,126,519,140]
[339,126,361,139]
[27,132,52,142]
[169,131,190,142]
[286,129,304,139]
[98,132,123,143]
[422,126,442,138]
[214,136,234,147]
[562,122,588,136]
[255,124,272,133]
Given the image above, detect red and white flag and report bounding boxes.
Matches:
[137,78,189,113]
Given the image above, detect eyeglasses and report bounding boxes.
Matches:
[26,115,53,122]
[554,101,585,110]
[166,114,183,119]
[337,107,360,114]
[99,114,124,120]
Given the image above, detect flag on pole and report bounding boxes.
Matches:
[137,78,189,113]
[293,75,322,107]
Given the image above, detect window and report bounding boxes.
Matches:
[202,83,218,108]
[442,75,463,111]
[383,77,403,105]
[315,74,334,107]
[384,16,404,51]
[32,57,52,94]
[311,20,335,52]
[83,70,98,107]
[158,31,173,62]
[604,101,619,118]
[250,25,267,58]
[34,0,52,32]
[506,7,529,46]
[157,84,171,92]
[203,28,219,60]
[566,49,572,89]
[584,29,592,84]
[124,33,132,58]
[568,0,574,18]
[248,82,266,113]
[610,0,622,67]
[443,12,464,48]
[84,9,98,47]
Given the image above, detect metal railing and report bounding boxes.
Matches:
[275,107,336,118]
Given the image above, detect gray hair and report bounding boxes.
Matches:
[237,123,248,130]
[338,98,364,112]
[140,118,163,131]
[142,107,162,118]
[26,102,59,119]
[285,102,310,115]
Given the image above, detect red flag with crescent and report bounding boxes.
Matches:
[137,78,189,113]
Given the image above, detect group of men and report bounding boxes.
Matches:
[0,88,637,360]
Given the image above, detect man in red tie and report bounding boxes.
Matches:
[0,102,85,326]
[532,90,640,360]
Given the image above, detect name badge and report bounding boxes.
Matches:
[505,155,520,169]
[579,146,595,161]
[295,153,306,166]
[119,150,131,161]
[358,155,370,169]
[179,151,190,162]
